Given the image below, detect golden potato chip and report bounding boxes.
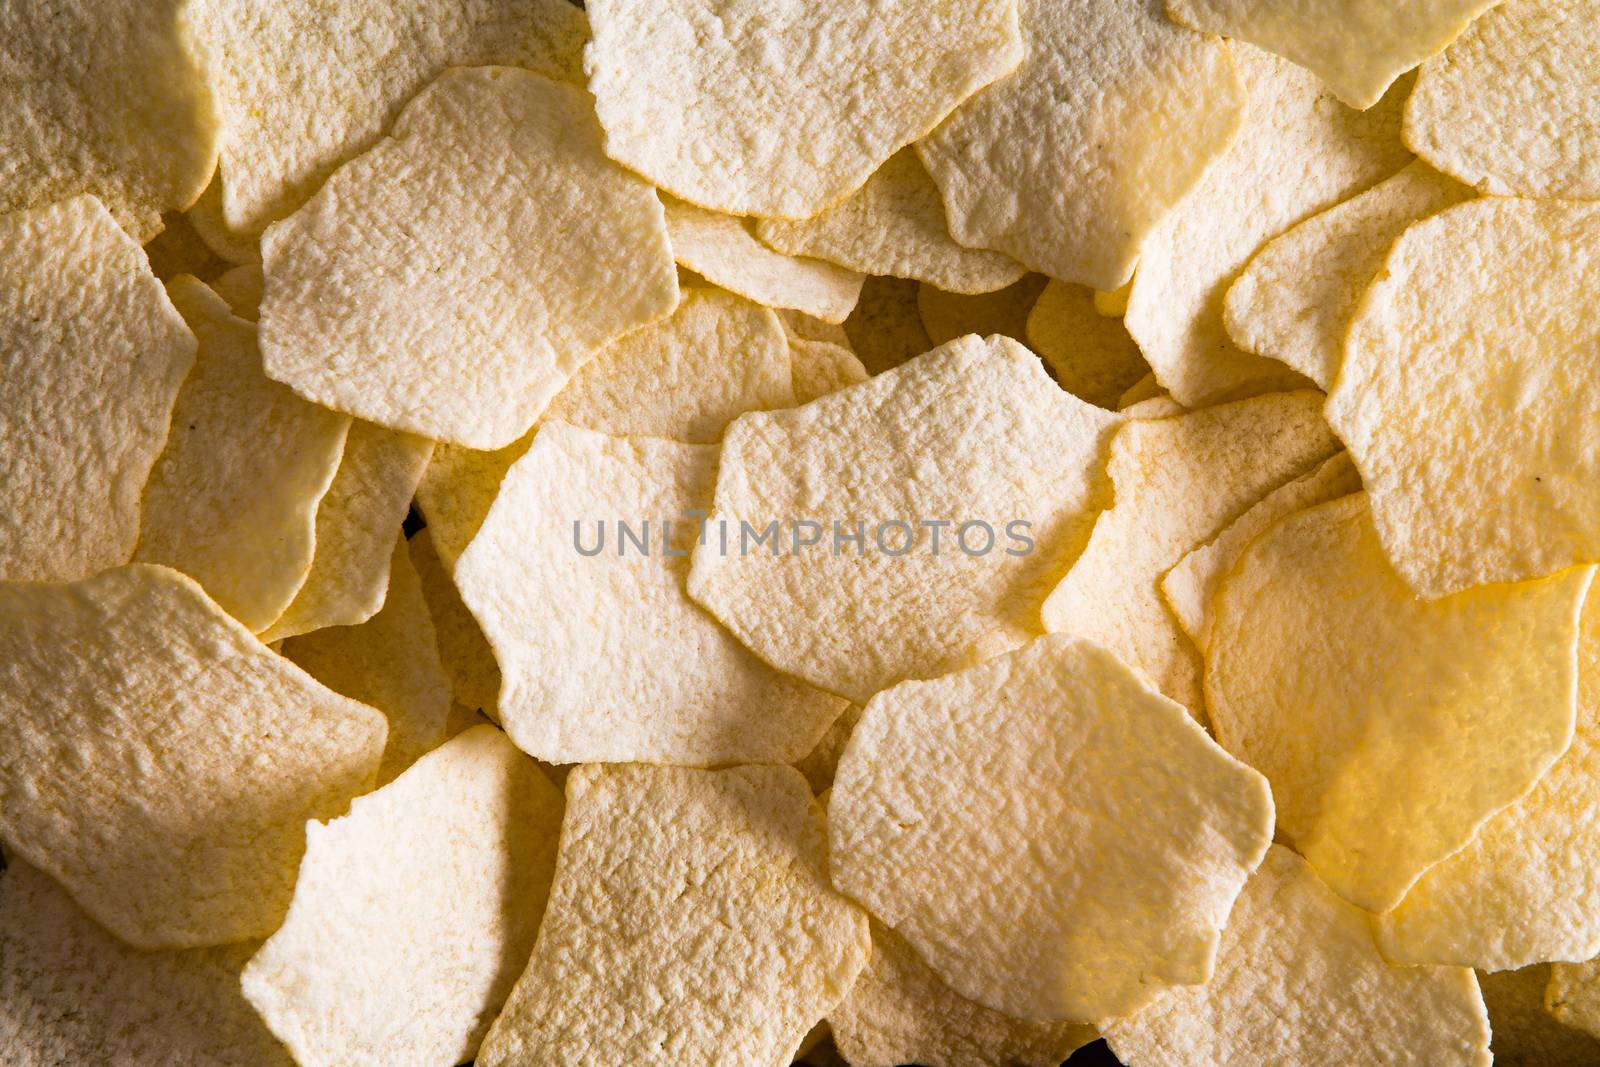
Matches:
[135,277,351,633]
[1549,961,1600,1042]
[1117,372,1169,410]
[1406,0,1600,199]
[830,633,1274,1021]
[211,263,264,320]
[1095,280,1132,317]
[846,276,935,375]
[0,196,195,583]
[1025,279,1153,408]
[0,860,292,1066]
[1042,392,1339,713]
[240,727,562,1067]
[585,0,1022,218]
[1101,846,1491,1067]
[478,764,868,1066]
[688,335,1123,702]
[917,274,1049,348]
[790,339,870,406]
[664,197,865,324]
[1480,965,1600,1066]
[455,423,847,764]
[0,564,387,948]
[1327,197,1600,598]
[918,0,1244,290]
[1124,46,1411,407]
[260,67,678,449]
[794,703,864,797]
[1206,493,1593,912]
[1224,162,1474,389]
[409,530,502,719]
[1,0,216,239]
[753,149,1024,294]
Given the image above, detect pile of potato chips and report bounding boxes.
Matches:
[7,0,1600,1064]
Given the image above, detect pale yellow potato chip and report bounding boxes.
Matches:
[198,0,588,240]
[1480,965,1600,1066]
[790,339,871,405]
[1406,0,1600,199]
[1224,161,1474,389]
[0,860,292,1066]
[794,703,865,797]
[211,262,264,320]
[1042,392,1339,713]
[917,274,1048,348]
[143,209,227,282]
[260,67,678,449]
[1102,845,1491,1067]
[1,0,217,239]
[664,198,865,324]
[283,536,451,784]
[135,276,351,633]
[1162,451,1361,651]
[1025,279,1153,408]
[918,0,1243,290]
[1549,961,1600,1042]
[754,149,1024,294]
[415,436,529,570]
[1117,372,1169,409]
[0,564,387,948]
[1327,197,1600,598]
[1124,46,1411,407]
[830,633,1274,1021]
[1120,395,1187,420]
[409,530,502,719]
[829,919,1097,1067]
[0,196,195,583]
[585,0,1022,219]
[186,173,262,265]
[688,335,1123,702]
[846,276,935,375]
[1206,493,1593,912]
[1376,590,1600,970]
[240,727,562,1067]
[456,423,847,764]
[478,764,869,1066]
[445,700,494,738]
[779,310,853,347]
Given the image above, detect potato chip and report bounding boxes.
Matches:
[917,0,1244,290]
[135,276,351,633]
[1406,0,1600,199]
[409,530,502,719]
[143,210,227,283]
[1042,392,1339,713]
[1101,845,1491,1067]
[794,703,864,797]
[260,67,678,449]
[779,310,853,348]
[1549,961,1600,1042]
[585,0,1023,219]
[917,274,1049,348]
[1,0,216,239]
[0,196,195,583]
[283,536,451,783]
[790,339,871,406]
[240,727,562,1067]
[1095,281,1132,318]
[846,276,935,375]
[753,150,1024,294]
[414,437,529,571]
[0,860,292,1066]
[688,335,1123,702]
[1124,47,1411,407]
[663,197,865,324]
[456,423,848,764]
[1117,372,1169,410]
[1121,395,1187,420]
[1025,279,1153,408]
[1224,161,1473,389]
[1480,965,1600,1066]
[476,764,869,1066]
[186,174,262,265]
[0,564,387,948]
[830,633,1274,1021]
[1327,197,1600,598]
[829,919,1097,1067]
[212,263,264,320]
[1206,493,1593,912]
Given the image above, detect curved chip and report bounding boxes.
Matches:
[688,335,1124,702]
[477,764,870,1067]
[779,310,852,348]
[1102,845,1492,1067]
[847,276,935,375]
[794,704,865,797]
[1024,280,1151,408]
[260,67,678,449]
[1327,197,1600,598]
[212,263,264,320]
[585,0,1023,219]
[1549,961,1600,1043]
[917,274,1048,347]
[1480,965,1600,1066]
[790,339,870,406]
[240,727,562,1067]
[409,530,502,719]
[830,633,1274,1021]
[918,0,1244,290]
[415,436,532,570]
[0,564,387,948]
[1206,493,1593,912]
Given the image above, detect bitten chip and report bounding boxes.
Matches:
[789,340,870,405]
[0,196,195,583]
[1480,965,1600,1066]
[260,67,678,449]
[455,423,847,765]
[476,764,870,1067]
[584,0,1023,218]
[0,565,387,948]
[409,530,502,719]
[918,0,1244,290]
[240,727,562,1067]
[830,633,1274,1021]
[1025,280,1151,408]
[1327,198,1600,598]
[917,274,1049,347]
[847,276,936,375]
[1205,493,1592,912]
[1101,846,1492,1067]
[689,335,1123,702]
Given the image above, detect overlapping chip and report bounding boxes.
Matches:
[1480,965,1600,1066]
[1548,961,1600,1043]
[789,339,870,406]
[409,530,502,719]
[917,274,1048,347]
[1024,280,1152,408]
